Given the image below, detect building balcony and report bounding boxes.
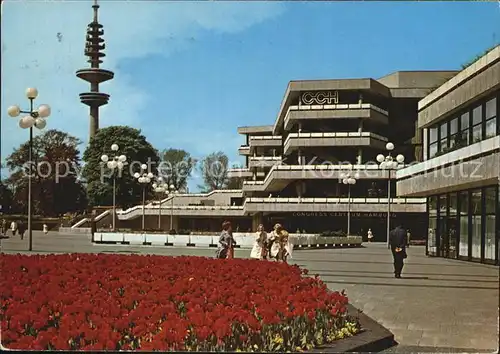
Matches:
[396,136,500,197]
[238,146,251,155]
[227,168,266,179]
[243,197,427,213]
[248,135,282,151]
[248,156,283,169]
[284,103,389,130]
[237,125,274,135]
[283,132,388,154]
[241,164,400,192]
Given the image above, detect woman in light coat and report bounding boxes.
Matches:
[250,224,267,259]
[269,224,293,262]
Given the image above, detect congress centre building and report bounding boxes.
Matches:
[91,69,461,241]
[397,45,499,265]
[81,46,498,265]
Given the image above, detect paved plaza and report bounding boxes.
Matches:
[1,232,499,352]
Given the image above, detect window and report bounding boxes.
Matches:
[485,119,497,139]
[429,196,438,217]
[449,118,459,148]
[460,112,471,145]
[459,191,469,216]
[472,105,482,125]
[439,123,448,152]
[426,95,499,159]
[485,98,497,139]
[471,189,482,259]
[459,191,469,257]
[439,194,448,216]
[450,117,458,135]
[461,112,470,130]
[485,97,497,120]
[449,193,458,217]
[429,127,438,143]
[472,105,483,143]
[429,142,438,159]
[484,187,497,260]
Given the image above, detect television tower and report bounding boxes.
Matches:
[76,0,114,140]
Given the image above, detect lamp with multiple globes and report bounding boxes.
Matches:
[152,178,178,230]
[340,171,360,236]
[377,142,405,248]
[135,164,154,230]
[100,144,127,232]
[6,88,51,252]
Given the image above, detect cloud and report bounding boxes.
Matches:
[1,0,285,181]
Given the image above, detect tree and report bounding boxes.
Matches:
[225,164,244,189]
[5,129,87,216]
[82,126,160,209]
[0,180,13,214]
[198,151,229,192]
[159,148,195,191]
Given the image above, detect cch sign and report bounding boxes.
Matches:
[300,91,339,105]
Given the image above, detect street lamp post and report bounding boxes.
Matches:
[151,179,177,230]
[7,88,51,252]
[134,164,153,231]
[376,142,405,248]
[341,170,359,236]
[100,144,127,231]
[168,185,177,231]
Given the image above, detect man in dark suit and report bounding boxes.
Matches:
[389,224,407,278]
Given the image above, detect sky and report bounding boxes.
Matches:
[1,0,500,192]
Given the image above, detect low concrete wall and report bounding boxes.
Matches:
[59,227,92,234]
[94,232,363,249]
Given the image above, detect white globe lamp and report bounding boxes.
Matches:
[26,88,38,99]
[7,105,21,117]
[37,105,51,118]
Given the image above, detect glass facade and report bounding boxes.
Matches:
[427,185,499,265]
[427,94,499,159]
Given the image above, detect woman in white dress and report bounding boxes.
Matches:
[367,228,374,243]
[250,224,267,259]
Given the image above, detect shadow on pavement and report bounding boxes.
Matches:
[321,280,497,290]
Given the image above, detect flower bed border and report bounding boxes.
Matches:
[309,304,395,352]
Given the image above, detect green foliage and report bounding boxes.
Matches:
[197,151,229,192]
[0,180,13,214]
[461,44,498,69]
[5,129,87,216]
[159,148,195,191]
[82,126,160,209]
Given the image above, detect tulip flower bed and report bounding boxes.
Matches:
[0,254,360,351]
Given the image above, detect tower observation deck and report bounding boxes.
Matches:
[76,0,114,140]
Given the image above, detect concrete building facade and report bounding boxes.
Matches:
[99,70,458,240]
[396,45,500,265]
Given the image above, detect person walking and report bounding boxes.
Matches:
[406,229,411,248]
[389,224,407,278]
[216,221,237,259]
[0,219,6,236]
[10,220,18,237]
[367,228,374,242]
[17,221,26,240]
[250,224,267,260]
